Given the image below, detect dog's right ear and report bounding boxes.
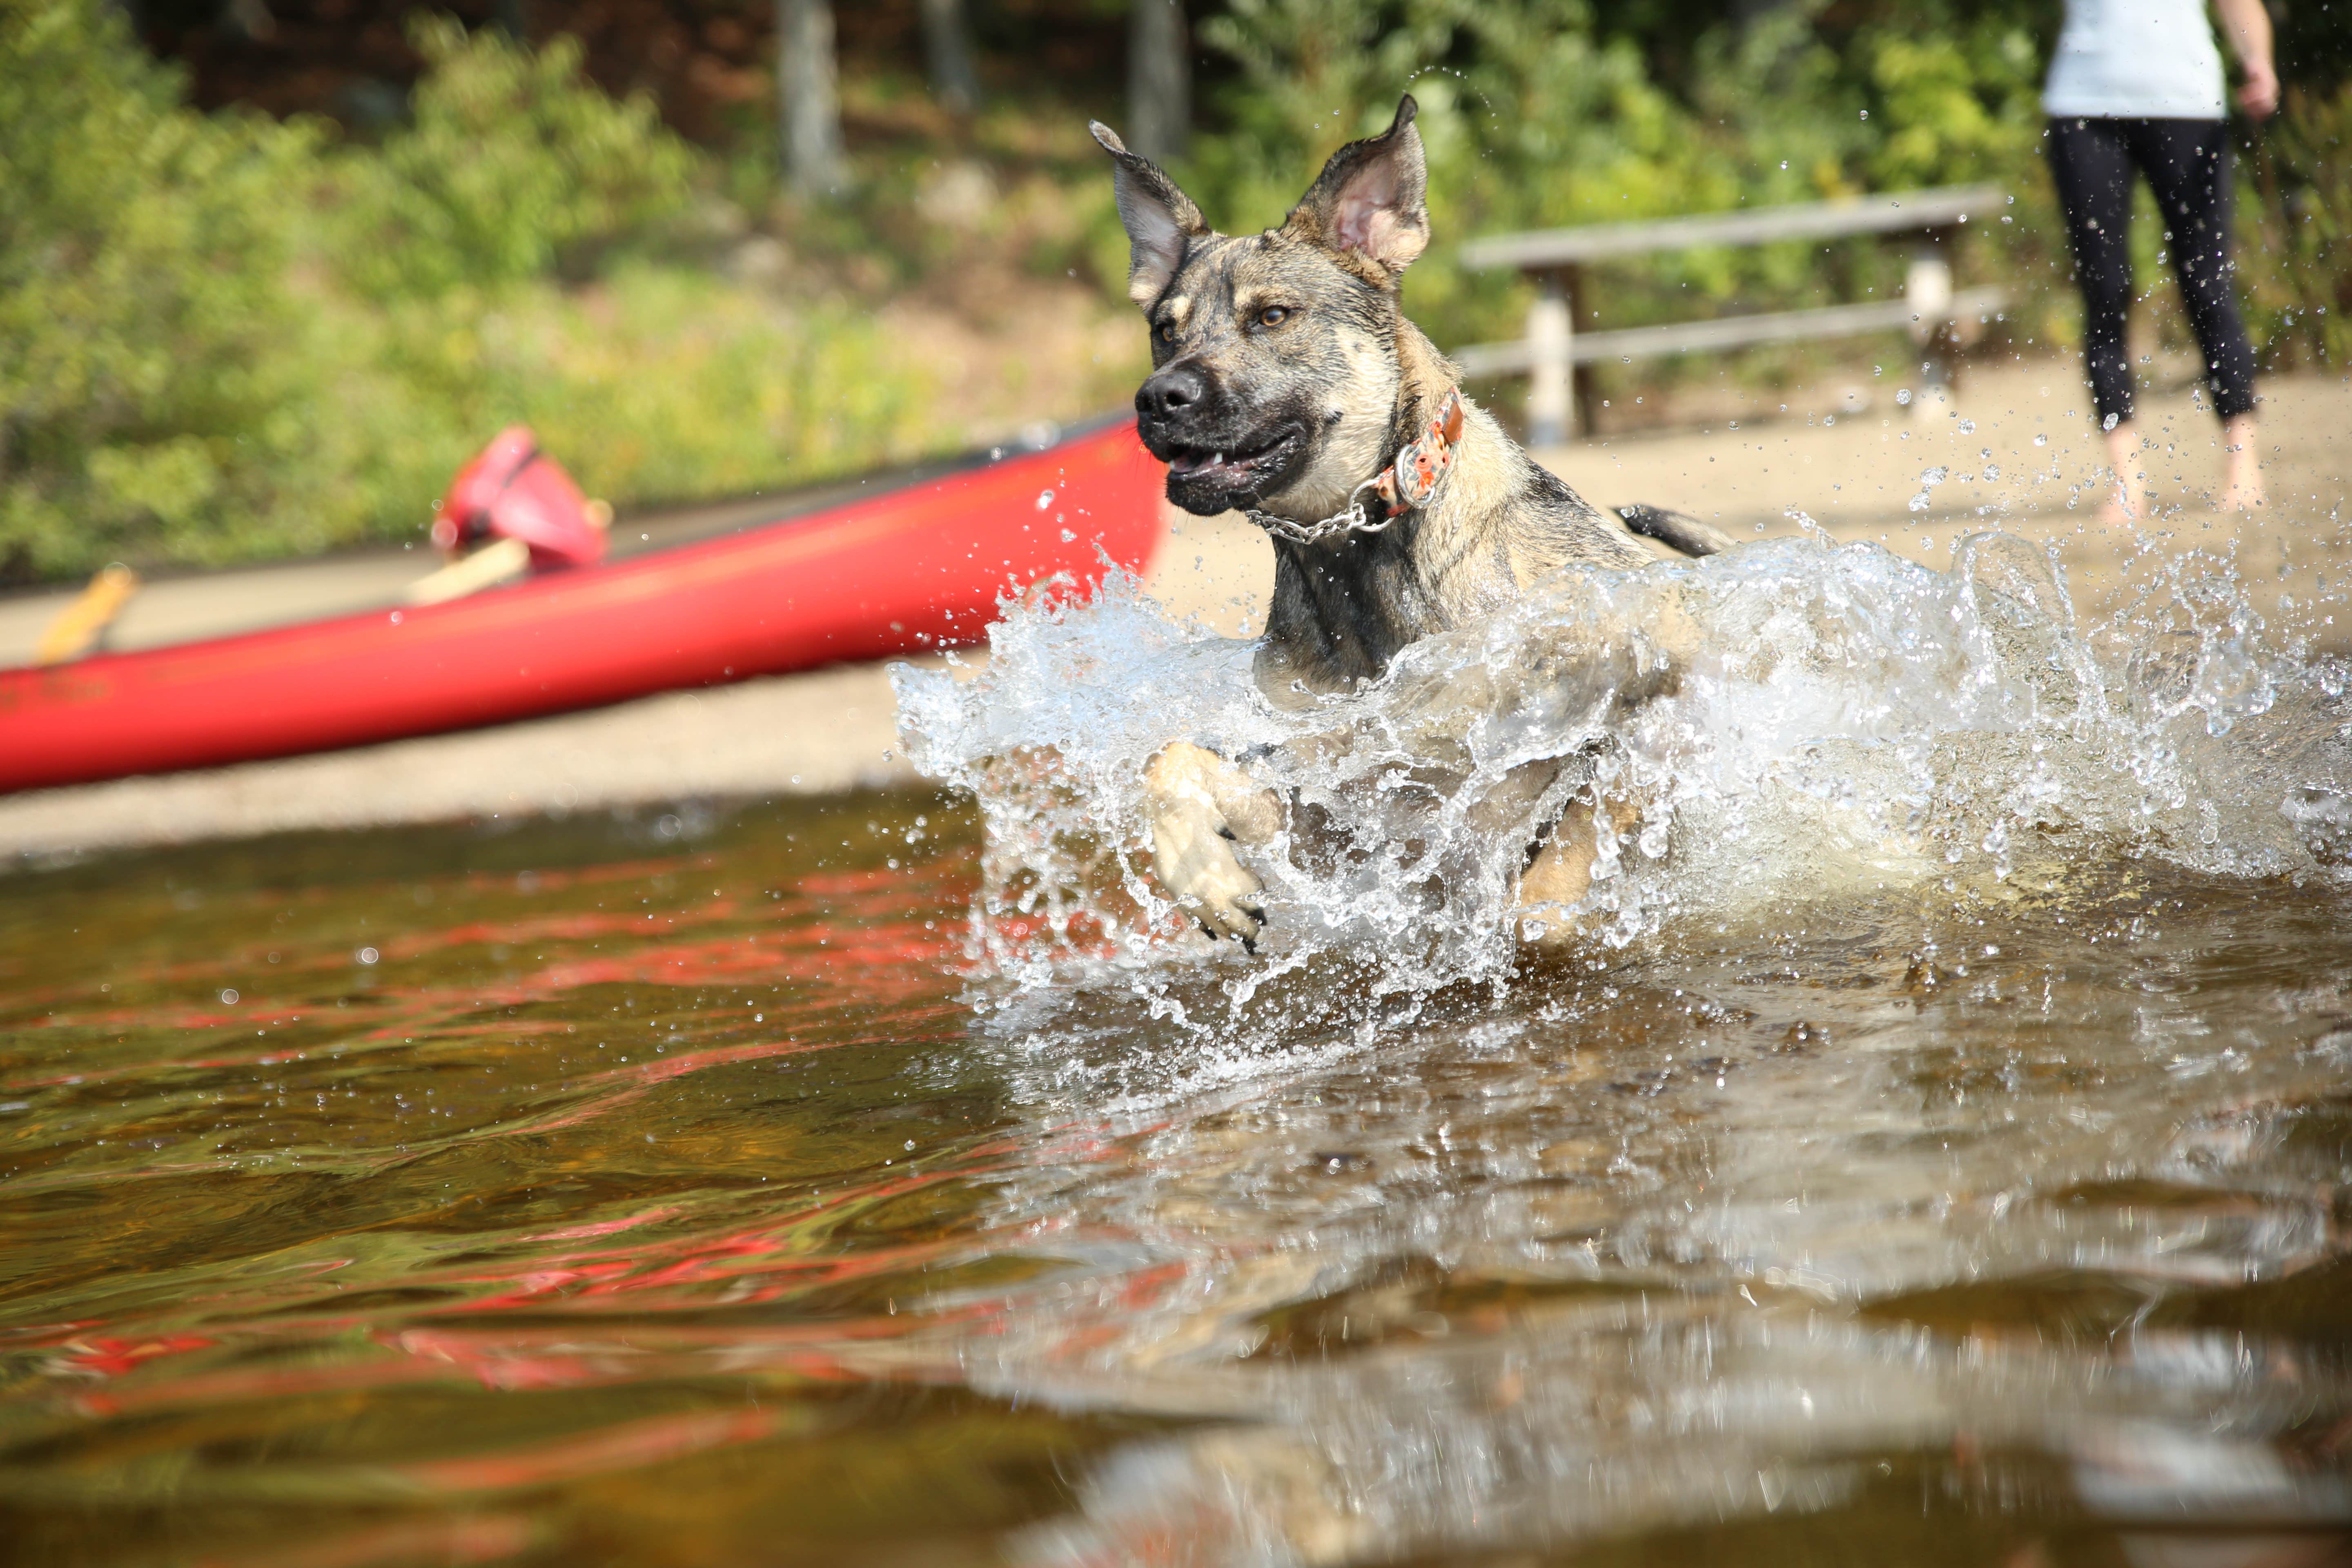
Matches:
[1281,96,1428,287]
[1090,122,1209,309]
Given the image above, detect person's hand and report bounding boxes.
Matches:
[2237,61,2279,119]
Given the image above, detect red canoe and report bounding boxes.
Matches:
[0,420,1165,794]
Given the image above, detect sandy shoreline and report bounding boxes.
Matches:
[4,360,2344,865]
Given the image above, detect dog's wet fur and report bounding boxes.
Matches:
[1094,96,1727,945]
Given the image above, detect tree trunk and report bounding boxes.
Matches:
[920,0,980,116]
[1127,0,1189,163]
[777,0,848,197]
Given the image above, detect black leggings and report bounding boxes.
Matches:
[2046,116,2258,425]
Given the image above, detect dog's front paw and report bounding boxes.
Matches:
[1144,741,1279,948]
[1151,806,1267,946]
[1515,791,1643,945]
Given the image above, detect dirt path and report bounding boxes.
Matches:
[4,360,2344,864]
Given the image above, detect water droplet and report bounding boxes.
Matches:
[219,989,239,1005]
[356,947,379,965]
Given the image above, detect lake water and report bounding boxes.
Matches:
[4,531,2351,1567]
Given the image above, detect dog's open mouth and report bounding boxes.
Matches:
[1160,430,1301,492]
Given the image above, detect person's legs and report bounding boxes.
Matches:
[2047,118,2145,521]
[2125,118,2264,508]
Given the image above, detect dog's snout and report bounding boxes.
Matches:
[1137,362,1210,423]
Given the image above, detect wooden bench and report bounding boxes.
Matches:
[1451,184,2010,442]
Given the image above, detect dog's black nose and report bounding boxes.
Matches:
[1137,363,1208,423]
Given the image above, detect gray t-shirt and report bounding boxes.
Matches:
[2044,0,2227,119]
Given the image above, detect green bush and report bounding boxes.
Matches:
[0,1,939,584]
[0,0,354,580]
[341,267,934,526]
[332,16,698,301]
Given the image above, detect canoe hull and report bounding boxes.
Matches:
[0,423,1165,794]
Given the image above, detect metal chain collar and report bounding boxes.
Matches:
[1245,476,1394,545]
[1244,387,1466,547]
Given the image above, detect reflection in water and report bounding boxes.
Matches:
[3,536,2352,1565]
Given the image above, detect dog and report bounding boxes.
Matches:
[1092,96,1729,949]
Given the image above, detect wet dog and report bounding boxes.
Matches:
[1093,96,1727,948]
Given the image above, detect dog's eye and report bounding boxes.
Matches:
[1258,305,1291,327]
[1157,322,1177,343]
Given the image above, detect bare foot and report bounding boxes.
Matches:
[2100,419,2146,527]
[2220,412,2266,511]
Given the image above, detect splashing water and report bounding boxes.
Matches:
[896,531,2350,1031]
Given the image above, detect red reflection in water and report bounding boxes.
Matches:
[0,818,1079,1519]
[41,1134,1064,1427]
[7,844,979,1031]
[55,1332,217,1379]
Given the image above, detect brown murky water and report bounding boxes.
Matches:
[3,790,2350,1567]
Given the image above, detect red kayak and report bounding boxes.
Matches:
[0,420,1165,794]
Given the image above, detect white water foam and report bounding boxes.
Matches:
[894,531,2351,1013]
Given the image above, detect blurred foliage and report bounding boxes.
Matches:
[0,0,343,579]
[348,268,931,528]
[0,0,933,583]
[2237,82,2352,370]
[333,16,698,300]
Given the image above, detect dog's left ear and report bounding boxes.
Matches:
[1282,96,1429,285]
[1090,121,1210,309]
